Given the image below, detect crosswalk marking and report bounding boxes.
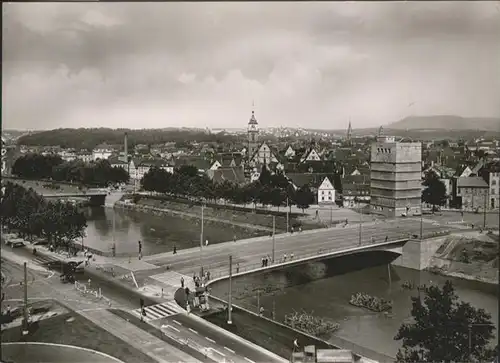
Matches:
[33,255,60,265]
[132,301,183,321]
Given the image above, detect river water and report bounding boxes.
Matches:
[84,207,498,358]
[82,207,262,256]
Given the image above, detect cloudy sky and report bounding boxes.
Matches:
[3,2,500,131]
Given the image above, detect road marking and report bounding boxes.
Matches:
[224,347,235,354]
[188,328,198,334]
[173,319,182,326]
[205,337,216,343]
[208,348,225,357]
[244,358,256,363]
[161,324,180,333]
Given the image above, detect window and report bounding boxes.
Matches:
[492,179,497,186]
[492,188,496,195]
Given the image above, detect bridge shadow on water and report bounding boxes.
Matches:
[209,250,402,304]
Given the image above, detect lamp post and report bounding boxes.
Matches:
[483,191,488,229]
[200,204,204,277]
[358,204,362,246]
[272,215,276,263]
[468,323,495,360]
[420,201,423,240]
[227,255,233,325]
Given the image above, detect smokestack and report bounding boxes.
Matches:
[124,132,128,163]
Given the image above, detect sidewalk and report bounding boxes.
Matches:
[81,308,202,363]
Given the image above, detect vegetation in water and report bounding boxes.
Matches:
[284,310,339,337]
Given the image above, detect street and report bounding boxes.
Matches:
[144,217,452,279]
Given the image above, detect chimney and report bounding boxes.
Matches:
[124,132,128,163]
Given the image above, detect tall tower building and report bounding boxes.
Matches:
[247,109,259,161]
[370,136,422,217]
[347,120,352,142]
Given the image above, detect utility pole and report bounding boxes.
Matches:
[272,300,276,320]
[272,216,276,263]
[200,204,204,277]
[286,198,290,233]
[227,255,233,325]
[483,192,487,229]
[23,262,29,334]
[330,206,332,225]
[420,201,423,240]
[358,205,362,246]
[257,289,260,314]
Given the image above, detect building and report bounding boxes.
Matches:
[478,161,500,209]
[370,136,422,217]
[456,176,489,211]
[247,110,259,162]
[317,177,335,204]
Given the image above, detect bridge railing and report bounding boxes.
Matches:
[205,235,413,281]
[204,229,452,280]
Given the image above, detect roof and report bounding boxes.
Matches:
[342,174,370,185]
[286,173,338,189]
[457,176,488,188]
[207,167,246,185]
[175,156,211,171]
[248,111,258,125]
[342,183,370,195]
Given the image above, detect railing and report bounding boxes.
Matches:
[204,237,411,280]
[74,281,112,306]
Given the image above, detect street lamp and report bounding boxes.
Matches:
[358,204,362,246]
[468,323,495,360]
[200,203,204,277]
[420,200,423,240]
[272,215,276,263]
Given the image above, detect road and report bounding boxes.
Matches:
[144,217,452,279]
[3,247,287,363]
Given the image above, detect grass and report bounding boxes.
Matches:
[203,309,332,359]
[1,310,156,363]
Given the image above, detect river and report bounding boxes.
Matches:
[83,206,498,358]
[81,206,261,256]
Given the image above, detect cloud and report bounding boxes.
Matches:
[3,2,500,130]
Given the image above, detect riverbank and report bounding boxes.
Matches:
[426,231,498,286]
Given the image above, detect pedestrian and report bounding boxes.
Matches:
[291,227,294,234]
[261,257,265,267]
[233,235,237,243]
[193,273,196,282]
[205,239,209,247]
[138,240,142,254]
[385,236,388,242]
[283,253,287,262]
[371,236,375,243]
[315,210,319,218]
[472,223,474,229]
[1,292,4,302]
[236,263,240,273]
[111,243,116,258]
[207,271,211,281]
[173,245,177,254]
[181,276,185,288]
[299,226,302,233]
[290,252,294,260]
[259,306,264,316]
[6,305,11,315]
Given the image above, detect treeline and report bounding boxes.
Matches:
[1,182,87,246]
[142,165,316,211]
[17,128,241,151]
[12,154,129,187]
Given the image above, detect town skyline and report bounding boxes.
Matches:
[3,2,500,131]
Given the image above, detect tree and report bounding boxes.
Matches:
[422,171,447,212]
[395,280,495,363]
[295,184,315,212]
[258,164,272,186]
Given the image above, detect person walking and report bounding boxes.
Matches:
[111,243,116,258]
[283,253,287,262]
[290,252,294,260]
[181,276,185,288]
[236,263,240,273]
[173,245,177,254]
[138,240,142,260]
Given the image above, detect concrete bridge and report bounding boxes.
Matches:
[43,191,108,207]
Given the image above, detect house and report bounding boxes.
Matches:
[317,177,335,204]
[175,156,212,173]
[129,158,174,180]
[249,142,278,167]
[300,147,322,163]
[210,160,222,170]
[478,161,500,209]
[456,165,473,178]
[286,172,339,203]
[76,150,93,163]
[109,157,129,171]
[92,146,113,161]
[341,183,371,208]
[456,177,489,211]
[284,145,296,159]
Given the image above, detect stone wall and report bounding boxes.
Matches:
[392,236,448,270]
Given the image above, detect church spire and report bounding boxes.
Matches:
[347,119,352,141]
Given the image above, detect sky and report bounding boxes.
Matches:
[3,2,500,131]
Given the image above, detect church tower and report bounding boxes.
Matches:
[247,108,259,161]
[347,120,352,142]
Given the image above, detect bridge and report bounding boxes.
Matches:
[43,190,108,206]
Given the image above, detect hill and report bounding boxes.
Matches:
[16,128,241,150]
[388,115,500,131]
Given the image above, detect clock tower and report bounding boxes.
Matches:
[247,109,259,161]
